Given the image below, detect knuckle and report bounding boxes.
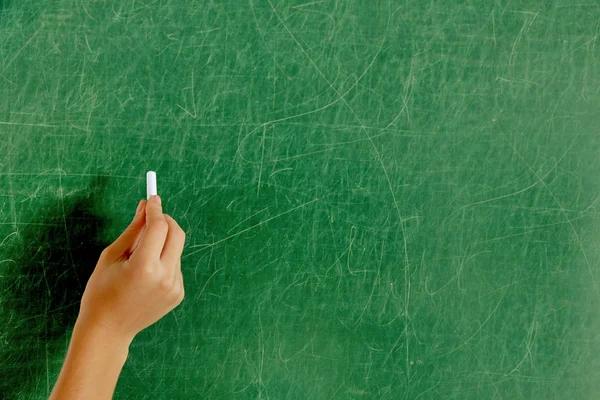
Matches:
[136,264,155,281]
[100,246,114,261]
[100,247,111,259]
[176,290,185,304]
[173,284,185,304]
[159,276,172,292]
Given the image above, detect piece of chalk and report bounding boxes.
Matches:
[146,171,157,200]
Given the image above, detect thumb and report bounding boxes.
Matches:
[104,200,147,260]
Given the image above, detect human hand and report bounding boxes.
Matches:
[77,195,186,345]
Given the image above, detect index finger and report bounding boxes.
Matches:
[131,195,168,263]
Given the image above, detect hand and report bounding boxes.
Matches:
[77,195,186,344]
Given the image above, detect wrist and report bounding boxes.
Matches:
[72,318,132,361]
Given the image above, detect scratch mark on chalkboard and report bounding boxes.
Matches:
[511,145,599,296]
[2,24,44,73]
[492,10,497,47]
[194,242,214,284]
[424,274,455,297]
[7,173,17,228]
[0,121,57,128]
[236,86,366,162]
[275,147,337,162]
[508,318,537,375]
[79,0,95,20]
[227,207,270,234]
[456,249,491,291]
[463,343,503,399]
[250,0,292,82]
[582,194,600,214]
[354,241,384,326]
[477,216,588,244]
[278,338,312,363]
[464,135,577,209]
[414,379,441,400]
[233,378,255,394]
[324,245,347,290]
[257,126,266,196]
[0,258,17,265]
[84,34,93,53]
[0,75,16,85]
[269,167,293,178]
[41,261,52,298]
[183,198,319,258]
[198,265,224,299]
[346,226,362,276]
[381,324,406,368]
[207,327,235,392]
[291,1,328,9]
[509,14,537,66]
[385,58,414,128]
[331,366,353,397]
[293,6,337,42]
[136,357,159,376]
[592,21,600,51]
[443,289,506,357]
[176,70,197,118]
[257,306,266,399]
[0,258,17,267]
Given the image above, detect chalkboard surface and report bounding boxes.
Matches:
[1,1,599,399]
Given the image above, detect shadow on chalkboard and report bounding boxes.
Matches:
[0,176,112,399]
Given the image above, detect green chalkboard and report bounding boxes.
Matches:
[1,1,600,399]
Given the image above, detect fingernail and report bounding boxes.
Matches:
[135,200,144,215]
[151,195,162,205]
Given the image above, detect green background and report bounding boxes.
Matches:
[1,0,600,399]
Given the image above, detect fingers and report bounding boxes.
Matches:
[103,200,147,261]
[170,259,185,306]
[161,214,186,265]
[131,195,168,264]
[130,226,146,255]
[160,215,184,300]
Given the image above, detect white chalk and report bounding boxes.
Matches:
[146,171,157,200]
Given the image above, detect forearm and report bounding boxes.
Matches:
[49,319,131,400]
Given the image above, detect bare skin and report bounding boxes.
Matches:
[49,195,186,400]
